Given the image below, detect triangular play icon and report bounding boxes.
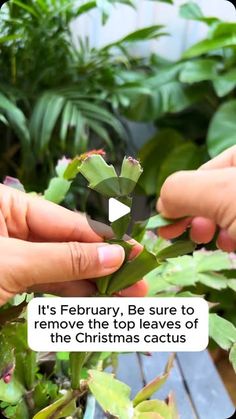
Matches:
[108,198,131,223]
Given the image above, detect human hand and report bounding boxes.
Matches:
[157,145,236,252]
[0,184,147,305]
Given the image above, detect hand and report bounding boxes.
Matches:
[157,145,236,252]
[0,184,147,305]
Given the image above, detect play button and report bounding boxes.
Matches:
[108,198,131,223]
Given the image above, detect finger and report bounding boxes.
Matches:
[158,218,191,240]
[190,217,216,244]
[158,168,236,228]
[0,238,125,298]
[117,279,148,297]
[28,280,96,297]
[0,184,111,242]
[216,229,236,252]
[200,146,236,170]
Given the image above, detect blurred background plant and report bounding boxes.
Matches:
[0,0,168,192]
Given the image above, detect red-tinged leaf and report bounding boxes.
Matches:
[133,355,175,407]
[167,392,179,419]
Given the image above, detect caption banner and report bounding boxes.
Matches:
[28,297,209,352]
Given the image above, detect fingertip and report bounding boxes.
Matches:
[158,218,190,240]
[190,217,216,244]
[216,229,236,252]
[98,244,125,270]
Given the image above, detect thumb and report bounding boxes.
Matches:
[158,168,236,233]
[0,238,125,298]
[26,241,125,287]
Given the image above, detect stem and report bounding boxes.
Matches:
[25,350,37,390]
[69,352,87,390]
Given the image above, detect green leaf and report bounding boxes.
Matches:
[133,355,174,407]
[138,129,185,195]
[209,314,236,351]
[104,25,167,49]
[229,343,236,373]
[179,59,218,83]
[119,157,143,195]
[180,2,203,20]
[78,155,120,197]
[44,178,71,204]
[0,378,24,404]
[193,250,236,272]
[156,142,204,194]
[228,279,236,292]
[106,248,158,295]
[135,400,172,419]
[0,93,30,155]
[145,214,175,229]
[198,273,228,290]
[213,66,236,97]
[88,370,132,419]
[157,241,196,261]
[33,391,76,419]
[69,352,87,390]
[183,35,236,58]
[207,100,236,157]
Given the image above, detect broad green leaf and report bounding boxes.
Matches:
[133,355,174,407]
[33,391,76,419]
[193,250,236,272]
[213,76,236,97]
[88,370,132,419]
[156,142,204,193]
[229,343,236,373]
[63,157,80,180]
[179,2,203,20]
[207,100,236,157]
[157,241,196,261]
[183,35,236,58]
[0,378,24,404]
[106,248,158,295]
[138,129,185,195]
[135,400,172,419]
[209,314,236,350]
[212,22,236,38]
[179,59,218,83]
[44,178,71,204]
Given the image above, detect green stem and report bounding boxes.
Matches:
[69,352,87,390]
[25,350,37,390]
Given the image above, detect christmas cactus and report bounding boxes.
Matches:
[0,150,236,418]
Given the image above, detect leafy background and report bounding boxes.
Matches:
[0,0,236,417]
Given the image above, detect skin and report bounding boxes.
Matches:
[157,145,236,252]
[0,184,148,306]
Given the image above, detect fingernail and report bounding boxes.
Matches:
[98,245,125,268]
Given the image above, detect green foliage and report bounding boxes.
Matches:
[88,355,175,419]
[207,100,236,157]
[0,0,167,189]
